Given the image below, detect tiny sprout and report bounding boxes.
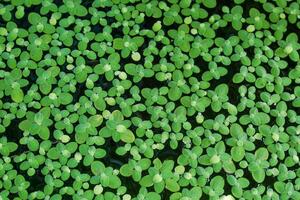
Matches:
[246,25,255,32]
[132,51,141,61]
[94,185,103,195]
[152,21,162,32]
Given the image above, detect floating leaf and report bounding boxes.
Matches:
[11,88,24,103]
[120,129,135,143]
[166,179,180,192]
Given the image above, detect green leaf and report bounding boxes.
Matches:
[28,139,39,151]
[11,88,24,103]
[113,38,124,50]
[47,148,60,160]
[146,192,161,200]
[230,123,243,138]
[166,178,180,192]
[120,129,135,143]
[202,0,217,8]
[28,12,40,24]
[223,159,236,174]
[140,175,153,187]
[292,97,300,107]
[233,73,244,83]
[255,147,269,160]
[89,115,103,127]
[215,84,229,97]
[251,168,265,183]
[39,126,50,140]
[75,130,88,144]
[190,186,202,199]
[231,146,245,162]
[211,175,224,190]
[7,142,18,154]
[30,47,43,61]
[252,112,270,125]
[120,164,133,177]
[274,181,285,193]
[59,93,73,105]
[168,87,182,101]
[108,175,121,189]
[75,5,88,17]
[99,127,112,138]
[91,161,105,175]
